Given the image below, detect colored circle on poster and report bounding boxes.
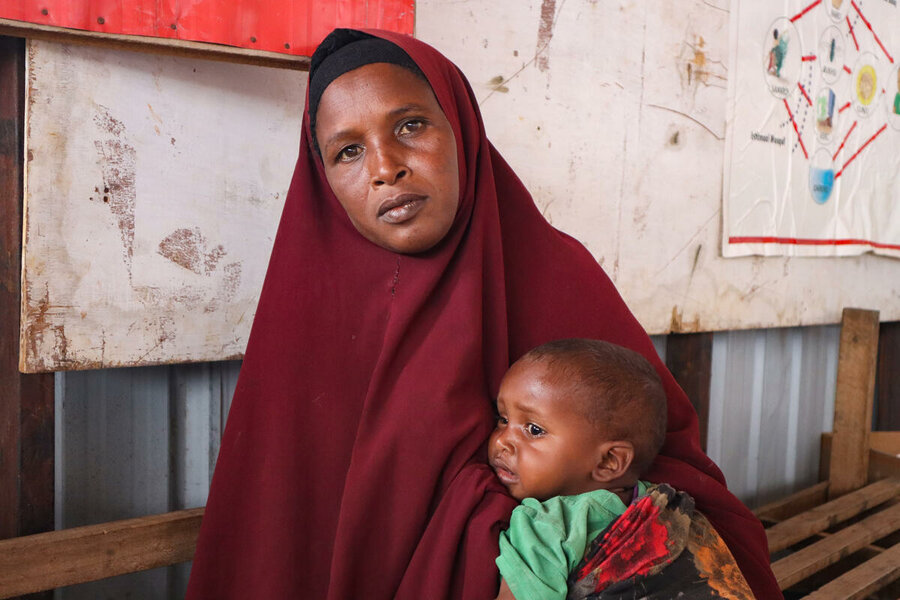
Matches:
[852,53,882,117]
[824,0,849,23]
[809,148,835,205]
[763,18,801,99]
[817,27,844,84]
[815,87,838,143]
[857,65,877,105]
[888,66,900,131]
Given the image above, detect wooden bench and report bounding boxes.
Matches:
[755,308,900,599]
[1,308,895,598]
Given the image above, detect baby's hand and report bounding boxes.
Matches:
[495,578,517,600]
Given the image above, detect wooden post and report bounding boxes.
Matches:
[665,332,712,451]
[828,308,880,499]
[0,35,55,600]
[875,322,900,431]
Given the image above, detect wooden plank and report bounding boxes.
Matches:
[0,18,309,71]
[0,508,204,598]
[867,449,900,483]
[821,433,900,484]
[755,481,829,522]
[766,477,900,553]
[875,322,900,431]
[772,500,900,589]
[870,431,900,455]
[829,308,880,499]
[665,332,712,451]
[802,541,900,600]
[0,34,56,592]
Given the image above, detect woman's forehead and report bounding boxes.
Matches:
[316,63,443,129]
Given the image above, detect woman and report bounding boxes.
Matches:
[187,29,780,599]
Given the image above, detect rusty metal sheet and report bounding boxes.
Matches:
[21,40,303,372]
[0,0,415,58]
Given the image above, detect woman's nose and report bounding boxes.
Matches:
[369,144,408,187]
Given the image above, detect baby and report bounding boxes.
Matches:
[490,338,667,599]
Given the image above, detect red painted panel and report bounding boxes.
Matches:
[0,0,415,57]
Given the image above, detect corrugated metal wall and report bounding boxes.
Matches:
[54,362,240,599]
[54,325,841,598]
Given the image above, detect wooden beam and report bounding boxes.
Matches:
[802,541,900,600]
[765,477,900,553]
[0,35,55,600]
[755,481,829,522]
[829,308,880,499]
[820,433,900,486]
[0,34,55,539]
[665,332,712,451]
[869,431,900,455]
[0,18,310,71]
[772,500,900,589]
[875,322,900,431]
[0,508,204,598]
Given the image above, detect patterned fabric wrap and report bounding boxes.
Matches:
[567,484,757,600]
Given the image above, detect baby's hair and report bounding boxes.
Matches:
[521,338,667,477]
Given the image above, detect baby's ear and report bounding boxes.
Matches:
[592,440,634,484]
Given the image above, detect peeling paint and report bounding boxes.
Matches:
[93,106,136,278]
[669,305,701,333]
[488,75,510,93]
[535,0,557,72]
[22,283,73,370]
[158,227,227,275]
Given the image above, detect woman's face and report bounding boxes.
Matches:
[315,62,460,254]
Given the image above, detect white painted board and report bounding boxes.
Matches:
[21,40,304,372]
[20,0,900,372]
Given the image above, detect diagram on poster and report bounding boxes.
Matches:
[724,0,900,258]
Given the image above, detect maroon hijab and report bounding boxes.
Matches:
[187,29,780,599]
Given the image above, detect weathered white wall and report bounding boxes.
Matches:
[22,1,900,373]
[417,0,900,333]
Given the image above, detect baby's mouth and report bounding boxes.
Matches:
[490,457,518,485]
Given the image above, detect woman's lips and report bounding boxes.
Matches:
[378,193,427,224]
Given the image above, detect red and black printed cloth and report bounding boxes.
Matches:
[568,484,756,600]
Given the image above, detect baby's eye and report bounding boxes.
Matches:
[398,119,425,135]
[525,423,545,437]
[496,415,508,426]
[336,144,362,162]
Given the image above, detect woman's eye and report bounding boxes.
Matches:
[525,423,545,437]
[336,145,362,162]
[398,119,425,135]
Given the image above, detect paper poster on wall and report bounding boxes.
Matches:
[723,0,900,258]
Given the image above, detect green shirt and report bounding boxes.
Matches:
[495,482,649,600]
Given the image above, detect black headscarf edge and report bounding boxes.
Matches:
[308,29,426,154]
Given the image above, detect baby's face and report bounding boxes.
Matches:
[488,359,602,501]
